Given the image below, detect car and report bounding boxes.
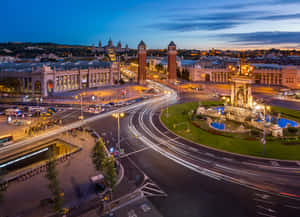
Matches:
[103,103,112,108]
[91,132,99,139]
[115,102,124,107]
[24,113,32,117]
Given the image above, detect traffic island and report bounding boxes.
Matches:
[160,101,300,160]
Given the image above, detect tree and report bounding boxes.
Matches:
[176,67,181,78]
[155,63,163,72]
[45,151,63,213]
[91,138,107,171]
[0,169,7,204]
[101,157,117,190]
[119,78,125,85]
[287,127,298,134]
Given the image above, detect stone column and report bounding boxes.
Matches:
[244,84,247,107]
[22,78,26,93]
[27,78,30,93]
[74,75,77,89]
[110,70,113,85]
[62,75,65,91]
[32,80,35,95]
[248,84,252,108]
[73,75,75,89]
[88,69,91,88]
[53,76,57,93]
[231,83,235,105]
[58,76,61,92]
[79,74,82,89]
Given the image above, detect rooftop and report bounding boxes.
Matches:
[0,60,111,73]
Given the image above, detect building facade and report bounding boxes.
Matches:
[186,62,300,89]
[0,60,120,97]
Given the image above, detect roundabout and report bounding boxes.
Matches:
[127,83,300,217]
[160,101,300,161]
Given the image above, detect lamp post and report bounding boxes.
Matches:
[164,90,171,123]
[261,105,271,156]
[80,94,83,120]
[112,112,125,160]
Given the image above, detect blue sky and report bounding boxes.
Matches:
[1,0,300,49]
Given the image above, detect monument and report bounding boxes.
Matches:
[196,58,298,136]
[224,58,255,122]
[229,58,254,109]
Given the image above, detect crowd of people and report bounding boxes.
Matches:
[25,119,62,136]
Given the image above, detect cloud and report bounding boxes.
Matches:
[146,21,241,32]
[171,11,300,23]
[220,31,300,45]
[218,0,300,10]
[217,2,266,10]
[273,0,300,4]
[258,13,300,21]
[173,11,256,22]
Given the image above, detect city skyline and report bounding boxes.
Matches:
[1,0,300,50]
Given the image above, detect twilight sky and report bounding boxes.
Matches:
[1,0,300,49]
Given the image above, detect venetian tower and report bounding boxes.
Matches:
[138,40,147,85]
[168,41,177,82]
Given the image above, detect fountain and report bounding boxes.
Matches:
[197,58,298,136]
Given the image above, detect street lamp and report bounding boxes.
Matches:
[112,112,125,160]
[261,105,271,156]
[164,90,171,123]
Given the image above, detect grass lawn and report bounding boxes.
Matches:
[271,106,300,122]
[201,100,224,106]
[161,102,300,160]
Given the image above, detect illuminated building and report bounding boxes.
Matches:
[0,60,120,97]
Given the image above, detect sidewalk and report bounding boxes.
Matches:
[0,130,125,217]
[77,196,163,217]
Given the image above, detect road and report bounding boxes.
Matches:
[122,89,300,217]
[2,81,300,217]
[88,105,300,217]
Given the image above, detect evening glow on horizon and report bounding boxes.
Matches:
[1,0,300,49]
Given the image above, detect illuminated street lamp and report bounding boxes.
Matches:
[260,104,271,157]
[164,90,171,122]
[112,112,125,160]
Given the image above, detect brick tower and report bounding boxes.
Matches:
[138,40,147,85]
[168,41,177,82]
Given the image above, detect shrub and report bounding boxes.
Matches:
[196,114,204,119]
[287,127,298,134]
[251,129,261,136]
